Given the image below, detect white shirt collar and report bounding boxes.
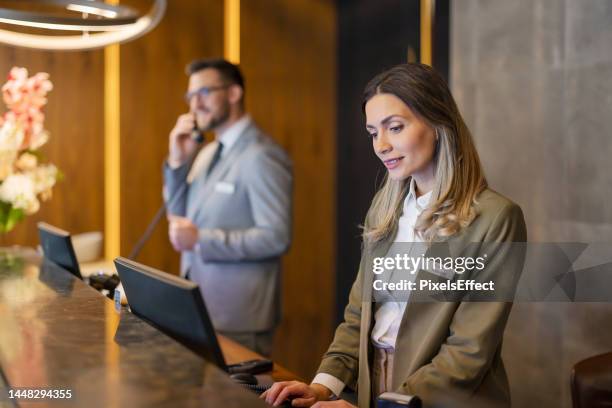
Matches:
[217,114,252,156]
[406,177,433,211]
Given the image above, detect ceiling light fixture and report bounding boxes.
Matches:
[0,0,166,50]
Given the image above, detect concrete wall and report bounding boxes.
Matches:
[451,1,612,406]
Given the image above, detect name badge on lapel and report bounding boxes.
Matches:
[214,181,235,194]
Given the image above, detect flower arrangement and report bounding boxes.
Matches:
[0,67,60,233]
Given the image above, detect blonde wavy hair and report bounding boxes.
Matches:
[362,64,487,244]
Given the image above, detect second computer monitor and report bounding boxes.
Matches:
[37,222,82,280]
[114,257,227,369]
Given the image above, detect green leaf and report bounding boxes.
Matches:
[0,202,24,233]
[0,201,9,233]
[5,207,24,232]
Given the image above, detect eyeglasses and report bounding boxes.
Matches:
[184,84,230,103]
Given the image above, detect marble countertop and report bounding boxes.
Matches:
[0,249,268,407]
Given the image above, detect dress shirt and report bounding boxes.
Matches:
[187,114,252,183]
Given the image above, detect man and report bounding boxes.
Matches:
[163,58,292,356]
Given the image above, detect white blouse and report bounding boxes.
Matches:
[371,178,431,349]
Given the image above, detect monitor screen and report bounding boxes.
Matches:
[37,222,82,280]
[113,257,227,370]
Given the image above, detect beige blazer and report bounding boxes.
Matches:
[317,188,527,408]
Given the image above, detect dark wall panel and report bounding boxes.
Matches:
[434,0,451,82]
[336,0,421,323]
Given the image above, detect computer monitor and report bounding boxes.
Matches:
[113,257,227,369]
[37,222,83,280]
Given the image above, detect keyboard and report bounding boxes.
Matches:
[237,383,293,407]
[240,383,270,395]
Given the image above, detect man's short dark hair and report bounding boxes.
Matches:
[186,58,245,90]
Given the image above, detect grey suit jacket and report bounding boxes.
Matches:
[163,122,293,332]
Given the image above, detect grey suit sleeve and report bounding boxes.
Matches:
[196,145,292,261]
[162,160,190,216]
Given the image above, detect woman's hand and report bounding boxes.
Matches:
[261,381,332,407]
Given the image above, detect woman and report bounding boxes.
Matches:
[263,64,526,408]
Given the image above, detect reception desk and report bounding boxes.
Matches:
[0,249,293,407]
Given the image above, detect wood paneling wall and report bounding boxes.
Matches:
[0,48,105,246]
[119,1,224,273]
[240,0,337,378]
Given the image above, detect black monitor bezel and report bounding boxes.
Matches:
[37,221,83,280]
[113,257,228,370]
